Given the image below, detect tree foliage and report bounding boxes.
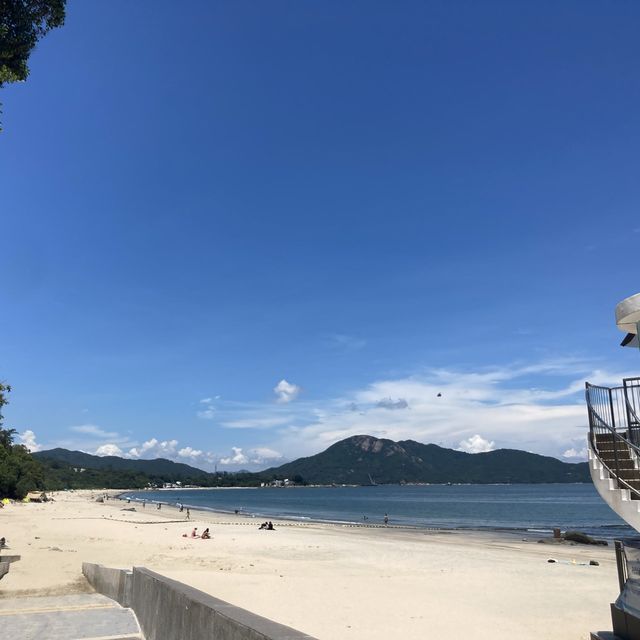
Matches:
[0,381,45,499]
[0,0,66,129]
[0,0,66,87]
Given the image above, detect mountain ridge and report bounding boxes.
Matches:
[34,434,590,487]
[261,434,590,484]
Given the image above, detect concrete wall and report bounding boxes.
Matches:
[0,555,21,582]
[83,564,317,640]
[82,563,132,607]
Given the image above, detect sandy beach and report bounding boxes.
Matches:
[0,490,619,639]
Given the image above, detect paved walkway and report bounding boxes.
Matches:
[0,593,142,640]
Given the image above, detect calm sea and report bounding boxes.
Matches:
[121,483,636,539]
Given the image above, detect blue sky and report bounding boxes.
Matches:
[1,1,640,469]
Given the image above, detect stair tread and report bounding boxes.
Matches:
[0,594,142,640]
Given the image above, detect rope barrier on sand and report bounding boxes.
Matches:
[51,516,431,530]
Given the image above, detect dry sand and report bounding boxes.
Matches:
[0,490,619,639]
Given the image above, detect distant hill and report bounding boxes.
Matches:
[260,435,590,485]
[34,448,212,482]
[34,436,590,489]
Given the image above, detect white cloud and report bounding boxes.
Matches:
[563,447,588,459]
[178,446,204,460]
[70,424,119,439]
[18,429,41,452]
[457,434,495,454]
[217,446,284,468]
[95,443,124,456]
[274,379,301,404]
[127,438,178,459]
[260,360,636,461]
[30,358,620,473]
[220,446,249,466]
[200,397,212,404]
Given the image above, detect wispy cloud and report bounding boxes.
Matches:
[220,416,293,429]
[70,424,120,439]
[197,405,216,420]
[250,359,635,462]
[23,358,629,471]
[327,334,366,351]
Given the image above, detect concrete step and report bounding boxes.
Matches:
[0,593,142,640]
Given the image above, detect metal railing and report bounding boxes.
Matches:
[586,378,640,499]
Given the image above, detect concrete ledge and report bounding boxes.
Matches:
[84,562,317,639]
[0,555,20,582]
[131,567,317,640]
[82,562,132,607]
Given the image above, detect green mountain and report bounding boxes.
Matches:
[34,435,590,489]
[34,448,212,482]
[261,435,590,484]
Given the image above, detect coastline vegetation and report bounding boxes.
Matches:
[0,382,45,499]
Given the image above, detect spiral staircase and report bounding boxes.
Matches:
[589,293,640,640]
[587,377,640,533]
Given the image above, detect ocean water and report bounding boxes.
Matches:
[121,483,636,539]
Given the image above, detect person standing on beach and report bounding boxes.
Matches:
[383,513,389,526]
[186,508,190,520]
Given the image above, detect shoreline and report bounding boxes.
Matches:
[0,490,621,639]
[115,487,633,540]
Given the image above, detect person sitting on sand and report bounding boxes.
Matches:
[0,536,6,548]
[201,528,210,539]
[267,521,275,530]
[191,527,199,538]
